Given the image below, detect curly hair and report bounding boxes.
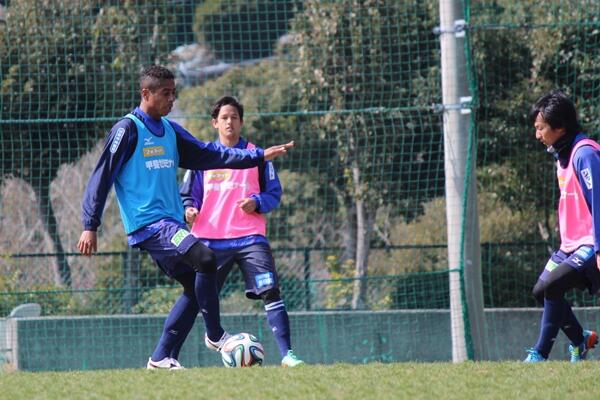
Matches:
[139,65,175,91]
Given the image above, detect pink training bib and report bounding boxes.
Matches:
[191,142,266,239]
[557,138,600,252]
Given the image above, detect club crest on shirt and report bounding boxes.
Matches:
[205,170,232,182]
[143,146,165,157]
[581,168,593,189]
[110,128,125,154]
[558,176,567,189]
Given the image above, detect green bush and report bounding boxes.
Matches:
[0,286,74,317]
[194,0,300,62]
[133,287,181,314]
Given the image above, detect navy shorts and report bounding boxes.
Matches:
[213,243,278,299]
[133,221,202,278]
[539,245,600,294]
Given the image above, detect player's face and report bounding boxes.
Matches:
[534,113,565,147]
[212,104,243,144]
[142,79,176,119]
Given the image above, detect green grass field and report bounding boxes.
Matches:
[1,362,599,400]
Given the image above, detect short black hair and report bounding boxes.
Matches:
[211,95,244,121]
[139,65,175,91]
[529,89,582,136]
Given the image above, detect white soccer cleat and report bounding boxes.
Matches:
[205,331,232,352]
[146,357,185,370]
[281,350,305,367]
[169,358,185,369]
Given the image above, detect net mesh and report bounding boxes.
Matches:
[1,0,600,368]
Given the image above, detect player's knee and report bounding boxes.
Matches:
[195,251,217,274]
[543,281,565,301]
[260,288,281,305]
[184,243,217,274]
[532,281,545,304]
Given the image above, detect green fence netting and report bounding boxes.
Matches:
[1,0,600,368]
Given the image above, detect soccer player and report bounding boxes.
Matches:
[77,66,294,370]
[524,90,599,362]
[180,96,305,367]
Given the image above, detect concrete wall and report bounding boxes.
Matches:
[4,308,600,371]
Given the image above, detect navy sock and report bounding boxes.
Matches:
[195,272,224,341]
[151,292,198,362]
[535,298,566,358]
[265,300,291,358]
[169,293,199,361]
[561,303,584,346]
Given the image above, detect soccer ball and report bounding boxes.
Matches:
[221,332,265,368]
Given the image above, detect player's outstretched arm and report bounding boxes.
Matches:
[264,141,294,161]
[78,230,97,256]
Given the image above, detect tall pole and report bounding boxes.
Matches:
[438,0,486,361]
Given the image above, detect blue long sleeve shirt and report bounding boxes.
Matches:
[81,107,264,246]
[180,137,282,250]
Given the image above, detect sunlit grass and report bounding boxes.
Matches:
[1,362,599,400]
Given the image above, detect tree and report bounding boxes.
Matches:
[0,0,182,286]
[193,0,301,62]
[471,0,600,243]
[291,0,440,308]
[467,0,600,308]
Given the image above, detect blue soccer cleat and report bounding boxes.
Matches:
[523,348,546,363]
[569,329,598,362]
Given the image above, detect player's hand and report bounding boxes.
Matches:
[77,230,97,256]
[236,198,257,214]
[596,253,600,272]
[185,207,198,224]
[264,141,294,161]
